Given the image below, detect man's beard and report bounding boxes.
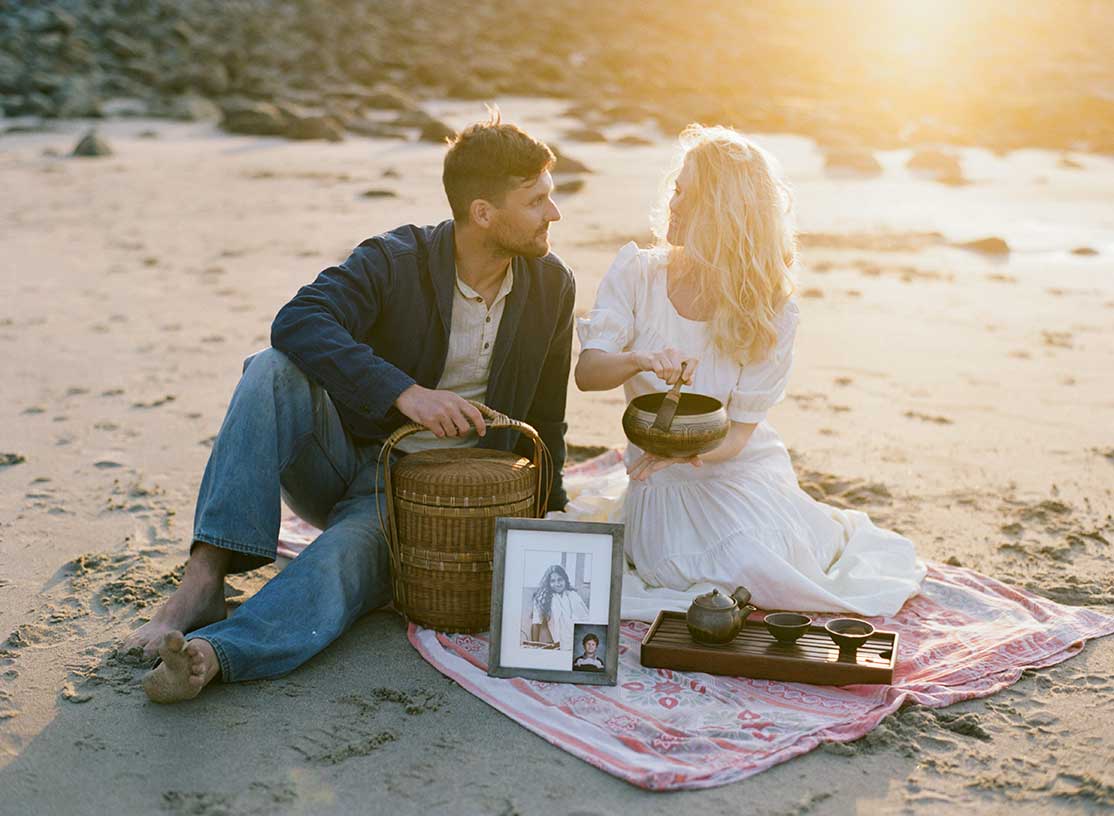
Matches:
[492,219,549,259]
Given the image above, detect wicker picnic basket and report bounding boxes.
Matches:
[377,402,552,633]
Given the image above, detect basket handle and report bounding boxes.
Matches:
[374,401,553,614]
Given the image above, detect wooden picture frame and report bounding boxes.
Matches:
[487,518,624,686]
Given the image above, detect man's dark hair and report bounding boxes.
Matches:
[582,633,599,647]
[443,108,555,222]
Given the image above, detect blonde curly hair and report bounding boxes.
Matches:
[651,125,797,364]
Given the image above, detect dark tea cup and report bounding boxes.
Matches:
[764,612,812,645]
[825,618,875,653]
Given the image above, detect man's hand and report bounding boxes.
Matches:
[395,384,486,438]
[627,451,702,482]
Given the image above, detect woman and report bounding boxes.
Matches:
[529,564,589,649]
[572,125,925,616]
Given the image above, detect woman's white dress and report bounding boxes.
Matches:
[558,243,926,619]
[532,590,589,650]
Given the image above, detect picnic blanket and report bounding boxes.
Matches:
[277,455,1114,791]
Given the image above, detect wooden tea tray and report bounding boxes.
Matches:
[640,611,898,685]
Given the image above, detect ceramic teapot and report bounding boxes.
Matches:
[685,586,758,645]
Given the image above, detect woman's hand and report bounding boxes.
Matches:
[627,451,702,482]
[634,347,699,385]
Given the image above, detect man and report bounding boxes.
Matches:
[125,111,574,703]
[572,632,604,672]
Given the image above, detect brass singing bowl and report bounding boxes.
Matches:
[622,392,730,458]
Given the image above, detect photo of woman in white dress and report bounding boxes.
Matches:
[569,124,926,617]
[526,563,590,650]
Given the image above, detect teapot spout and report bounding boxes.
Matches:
[731,585,757,621]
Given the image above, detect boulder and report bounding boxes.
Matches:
[72,128,111,157]
[956,237,1010,255]
[907,147,966,186]
[52,75,102,118]
[550,145,591,174]
[565,127,607,143]
[220,99,286,136]
[346,117,410,140]
[823,146,882,176]
[161,94,221,122]
[285,113,344,141]
[101,97,149,117]
[105,31,149,61]
[418,117,455,143]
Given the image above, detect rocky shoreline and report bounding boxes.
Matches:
[2,0,1113,153]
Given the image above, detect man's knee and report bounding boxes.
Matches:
[242,348,308,389]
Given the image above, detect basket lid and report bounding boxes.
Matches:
[393,448,535,502]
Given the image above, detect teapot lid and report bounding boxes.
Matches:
[692,588,737,610]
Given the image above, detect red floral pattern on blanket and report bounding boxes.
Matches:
[278,451,1114,791]
[409,564,1114,790]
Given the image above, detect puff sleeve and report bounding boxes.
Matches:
[726,301,800,424]
[576,241,641,354]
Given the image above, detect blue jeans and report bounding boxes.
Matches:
[187,348,394,682]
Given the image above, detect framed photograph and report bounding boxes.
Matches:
[487,518,624,686]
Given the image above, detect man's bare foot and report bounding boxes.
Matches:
[120,542,230,660]
[142,632,220,703]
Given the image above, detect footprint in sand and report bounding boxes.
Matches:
[904,410,953,425]
[797,467,893,509]
[289,724,398,764]
[131,395,175,409]
[1041,330,1073,349]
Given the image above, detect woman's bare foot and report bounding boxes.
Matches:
[120,542,231,660]
[142,632,220,703]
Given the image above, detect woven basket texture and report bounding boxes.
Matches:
[392,447,536,632]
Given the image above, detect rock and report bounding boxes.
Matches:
[823,147,882,176]
[550,145,591,174]
[1057,154,1083,170]
[0,53,21,94]
[907,147,966,185]
[346,118,409,140]
[160,94,221,122]
[101,97,149,118]
[956,236,1010,255]
[615,134,653,147]
[391,108,436,128]
[555,178,585,195]
[1071,246,1098,256]
[52,76,102,119]
[106,31,149,62]
[284,112,344,141]
[418,117,455,143]
[565,127,607,143]
[361,188,397,198]
[34,9,77,35]
[220,99,286,136]
[0,453,26,468]
[71,129,111,157]
[188,62,230,97]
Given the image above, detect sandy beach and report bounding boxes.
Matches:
[1,95,1113,814]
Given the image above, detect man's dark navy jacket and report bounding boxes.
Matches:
[271,219,573,510]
